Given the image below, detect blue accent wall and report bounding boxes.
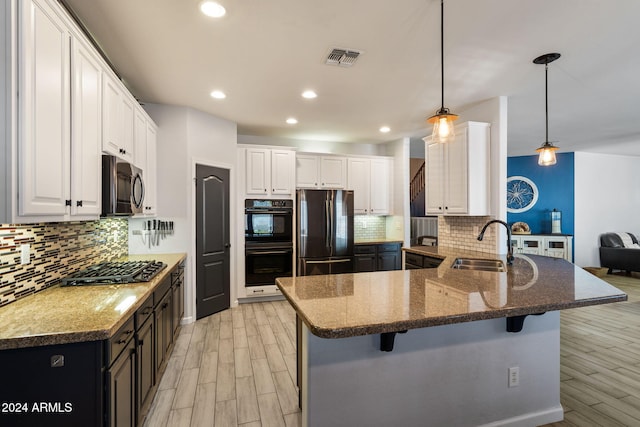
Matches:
[507,153,574,235]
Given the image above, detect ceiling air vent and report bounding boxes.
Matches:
[325,48,362,67]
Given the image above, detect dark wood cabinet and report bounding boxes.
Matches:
[136,315,155,423]
[354,243,402,272]
[377,243,401,271]
[171,262,185,338]
[155,287,173,374]
[107,338,136,427]
[405,251,443,269]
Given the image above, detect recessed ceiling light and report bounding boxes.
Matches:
[210,90,226,99]
[301,90,317,99]
[200,1,226,18]
[286,117,298,125]
[379,126,391,133]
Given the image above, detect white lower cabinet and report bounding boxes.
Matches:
[511,235,573,262]
[347,157,392,215]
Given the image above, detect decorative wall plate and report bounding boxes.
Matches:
[507,176,538,213]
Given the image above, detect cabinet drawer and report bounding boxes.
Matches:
[405,252,424,268]
[154,276,172,305]
[171,264,184,286]
[422,255,443,268]
[136,295,154,329]
[106,316,135,367]
[354,244,376,254]
[378,243,401,253]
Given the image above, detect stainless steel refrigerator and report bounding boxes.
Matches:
[297,189,354,276]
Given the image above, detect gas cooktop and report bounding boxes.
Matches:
[61,260,167,286]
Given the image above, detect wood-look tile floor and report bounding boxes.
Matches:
[144,273,640,427]
[143,300,301,427]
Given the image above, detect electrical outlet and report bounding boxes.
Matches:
[132,230,142,235]
[20,244,30,265]
[508,366,519,388]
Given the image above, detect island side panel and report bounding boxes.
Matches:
[301,312,563,427]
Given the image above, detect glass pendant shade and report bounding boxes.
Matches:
[536,142,558,166]
[428,111,458,143]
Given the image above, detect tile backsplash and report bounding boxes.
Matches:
[437,216,498,254]
[0,219,128,307]
[354,215,387,241]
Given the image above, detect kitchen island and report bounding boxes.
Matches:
[276,251,627,427]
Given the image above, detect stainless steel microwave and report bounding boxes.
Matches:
[101,155,144,216]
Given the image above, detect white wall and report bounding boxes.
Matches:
[238,134,384,156]
[574,152,640,266]
[384,137,410,244]
[129,104,237,324]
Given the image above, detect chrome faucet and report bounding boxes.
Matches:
[477,220,514,265]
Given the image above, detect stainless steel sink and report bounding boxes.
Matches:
[451,258,506,272]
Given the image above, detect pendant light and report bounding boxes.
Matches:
[533,52,561,166]
[427,0,458,143]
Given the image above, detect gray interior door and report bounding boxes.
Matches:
[195,164,230,319]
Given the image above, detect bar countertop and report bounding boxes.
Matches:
[276,250,627,339]
[0,253,186,350]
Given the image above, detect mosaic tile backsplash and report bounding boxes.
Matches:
[0,219,128,307]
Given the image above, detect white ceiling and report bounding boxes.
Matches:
[62,0,640,157]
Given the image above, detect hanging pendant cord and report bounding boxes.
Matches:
[545,63,549,143]
[440,0,444,111]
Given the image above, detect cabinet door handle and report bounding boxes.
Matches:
[138,339,144,346]
[76,200,83,207]
[65,200,72,206]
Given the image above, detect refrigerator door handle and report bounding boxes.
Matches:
[305,259,351,264]
[329,198,334,253]
[325,198,331,249]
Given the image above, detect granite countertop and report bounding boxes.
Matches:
[276,250,627,339]
[0,253,186,350]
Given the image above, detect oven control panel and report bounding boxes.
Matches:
[245,199,293,209]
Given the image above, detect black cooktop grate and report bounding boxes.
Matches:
[61,260,167,286]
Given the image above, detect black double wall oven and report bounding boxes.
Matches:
[245,199,294,287]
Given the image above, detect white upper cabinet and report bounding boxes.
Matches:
[70,36,102,217]
[295,154,320,188]
[102,72,134,163]
[134,109,147,171]
[18,0,71,216]
[271,150,295,195]
[144,123,157,215]
[296,154,347,189]
[244,147,295,196]
[12,0,156,222]
[347,157,392,215]
[347,158,370,214]
[369,158,392,215]
[424,121,490,215]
